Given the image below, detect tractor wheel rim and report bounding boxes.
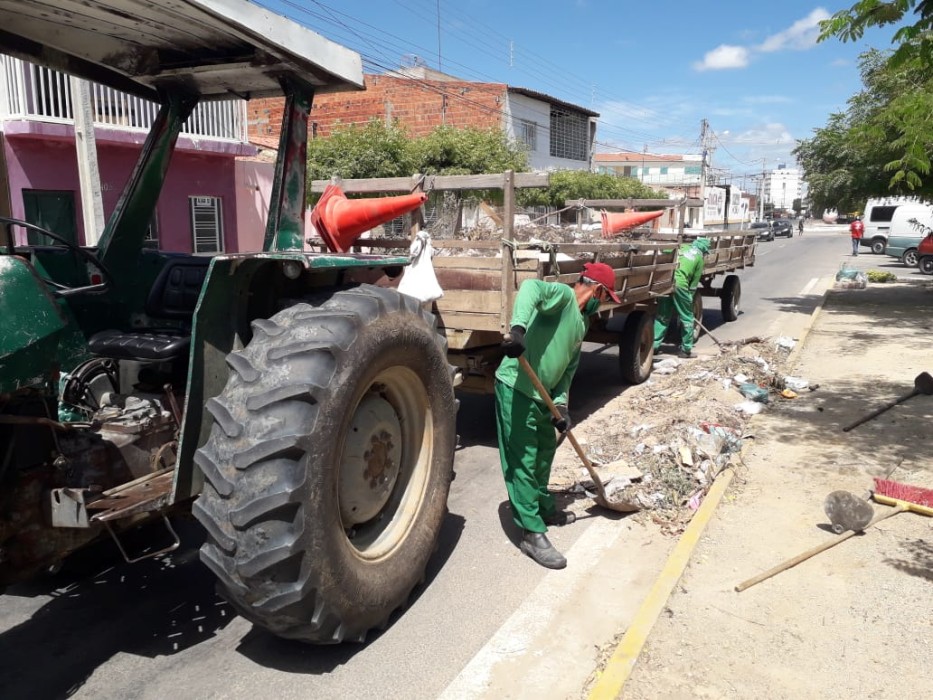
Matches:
[338,366,433,560]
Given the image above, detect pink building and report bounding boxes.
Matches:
[0,56,258,253]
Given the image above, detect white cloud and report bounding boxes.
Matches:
[693,8,832,72]
[831,58,849,67]
[758,8,831,52]
[693,45,750,71]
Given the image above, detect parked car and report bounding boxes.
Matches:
[772,218,794,237]
[885,232,926,266]
[861,197,933,254]
[750,221,774,241]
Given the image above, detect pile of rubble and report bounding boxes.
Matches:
[551,338,811,533]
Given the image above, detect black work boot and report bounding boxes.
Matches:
[677,347,694,358]
[520,531,567,569]
[543,510,576,527]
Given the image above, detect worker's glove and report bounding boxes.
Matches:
[502,325,526,358]
[551,404,571,433]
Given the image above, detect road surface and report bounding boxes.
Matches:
[0,225,861,699]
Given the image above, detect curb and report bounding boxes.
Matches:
[586,286,831,699]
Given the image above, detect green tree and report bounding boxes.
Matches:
[793,48,933,210]
[820,0,933,68]
[411,125,528,175]
[815,2,933,194]
[307,119,416,182]
[517,170,664,208]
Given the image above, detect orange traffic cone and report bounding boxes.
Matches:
[311,184,428,253]
[600,209,664,238]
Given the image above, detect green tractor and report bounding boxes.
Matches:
[0,0,456,643]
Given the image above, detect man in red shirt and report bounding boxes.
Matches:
[850,216,864,256]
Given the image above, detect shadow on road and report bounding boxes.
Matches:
[234,511,466,672]
[0,519,232,698]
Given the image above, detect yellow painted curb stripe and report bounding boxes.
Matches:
[587,286,829,699]
[586,468,735,700]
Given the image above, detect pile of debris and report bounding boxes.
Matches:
[551,338,813,533]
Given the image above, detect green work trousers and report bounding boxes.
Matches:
[494,379,558,533]
[653,287,696,352]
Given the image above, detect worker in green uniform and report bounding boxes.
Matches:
[496,262,621,569]
[652,237,711,358]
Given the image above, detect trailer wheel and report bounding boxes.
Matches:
[619,310,654,384]
[902,248,919,267]
[691,292,704,344]
[720,275,741,322]
[870,238,886,255]
[920,257,933,275]
[193,285,456,643]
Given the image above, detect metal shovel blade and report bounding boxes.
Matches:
[823,490,874,534]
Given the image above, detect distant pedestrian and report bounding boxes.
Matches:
[849,216,864,255]
[798,216,804,236]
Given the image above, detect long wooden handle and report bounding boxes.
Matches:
[843,389,919,432]
[735,504,907,592]
[516,355,610,501]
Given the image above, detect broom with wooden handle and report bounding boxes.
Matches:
[735,478,933,592]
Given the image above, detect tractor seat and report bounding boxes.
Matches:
[88,257,210,362]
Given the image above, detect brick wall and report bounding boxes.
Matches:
[246,74,508,143]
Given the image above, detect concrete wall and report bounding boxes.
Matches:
[3,133,241,252]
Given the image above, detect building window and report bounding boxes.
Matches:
[660,167,669,175]
[685,165,701,175]
[517,119,537,151]
[190,196,223,254]
[144,214,159,250]
[549,106,588,161]
[623,166,634,177]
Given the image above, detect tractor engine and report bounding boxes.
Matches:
[0,356,179,586]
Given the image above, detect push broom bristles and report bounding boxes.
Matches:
[873,478,933,508]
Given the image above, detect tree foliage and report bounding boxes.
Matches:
[411,125,528,175]
[793,48,933,213]
[516,170,664,208]
[820,0,933,68]
[806,2,933,208]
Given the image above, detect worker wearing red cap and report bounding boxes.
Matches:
[495,262,621,569]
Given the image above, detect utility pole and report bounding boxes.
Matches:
[758,158,766,221]
[436,0,442,72]
[72,77,105,245]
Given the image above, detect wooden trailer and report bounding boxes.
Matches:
[312,174,755,392]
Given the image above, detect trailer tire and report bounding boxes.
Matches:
[193,285,456,643]
[619,310,654,384]
[720,275,741,322]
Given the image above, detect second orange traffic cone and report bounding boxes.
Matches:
[600,209,664,238]
[311,184,428,253]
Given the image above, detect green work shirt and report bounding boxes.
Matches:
[495,279,587,406]
[674,243,705,291]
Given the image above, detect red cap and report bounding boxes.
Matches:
[582,262,621,303]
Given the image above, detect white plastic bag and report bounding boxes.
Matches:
[398,231,443,303]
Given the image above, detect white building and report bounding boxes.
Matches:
[763,164,802,211]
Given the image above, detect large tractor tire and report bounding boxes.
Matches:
[618,310,654,385]
[193,285,456,643]
[720,275,741,322]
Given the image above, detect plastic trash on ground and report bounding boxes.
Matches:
[653,358,681,375]
[782,376,809,391]
[739,382,770,403]
[834,264,867,289]
[775,336,797,350]
[735,400,765,415]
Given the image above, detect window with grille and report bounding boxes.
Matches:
[144,214,159,250]
[549,107,588,161]
[190,196,223,254]
[517,119,537,151]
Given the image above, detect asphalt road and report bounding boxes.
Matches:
[0,225,859,700]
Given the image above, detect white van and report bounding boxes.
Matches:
[861,196,932,254]
[883,204,933,265]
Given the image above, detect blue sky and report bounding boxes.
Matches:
[257,1,900,185]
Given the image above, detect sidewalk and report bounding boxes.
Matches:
[619,264,933,698]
